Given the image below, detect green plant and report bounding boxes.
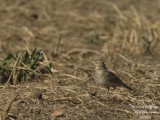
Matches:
[0,49,53,85]
[87,34,100,45]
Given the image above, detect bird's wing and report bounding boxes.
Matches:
[104,70,133,90]
[106,71,123,84]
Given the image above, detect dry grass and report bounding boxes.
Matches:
[0,0,160,120]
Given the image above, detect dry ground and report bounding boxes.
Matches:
[0,0,160,120]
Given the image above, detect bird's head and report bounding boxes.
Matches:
[92,60,108,70]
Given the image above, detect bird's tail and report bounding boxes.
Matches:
[122,83,133,91]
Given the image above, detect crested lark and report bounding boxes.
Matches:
[93,60,133,91]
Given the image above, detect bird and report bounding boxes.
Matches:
[93,60,133,91]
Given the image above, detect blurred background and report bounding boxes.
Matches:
[0,0,159,57]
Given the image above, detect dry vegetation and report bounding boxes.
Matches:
[0,0,160,120]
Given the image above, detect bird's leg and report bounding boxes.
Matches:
[112,87,116,90]
[107,87,112,98]
[107,87,110,93]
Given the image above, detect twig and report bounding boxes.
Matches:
[3,52,22,88]
[57,74,85,81]
[64,49,101,56]
[121,70,136,81]
[111,3,127,21]
[53,94,89,102]
[78,68,92,78]
[3,93,19,120]
[117,53,133,63]
[52,34,62,57]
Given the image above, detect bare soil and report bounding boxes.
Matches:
[0,0,160,120]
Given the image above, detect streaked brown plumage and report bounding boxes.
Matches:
[93,60,133,91]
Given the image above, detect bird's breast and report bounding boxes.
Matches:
[95,70,107,85]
